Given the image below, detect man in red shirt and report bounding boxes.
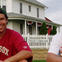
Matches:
[0,8,33,62]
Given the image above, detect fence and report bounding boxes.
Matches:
[22,34,53,49]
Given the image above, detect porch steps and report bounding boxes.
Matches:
[32,49,48,60]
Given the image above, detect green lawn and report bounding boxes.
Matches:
[32,60,46,62]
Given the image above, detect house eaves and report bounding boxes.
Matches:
[21,0,47,8]
[45,21,62,26]
[45,17,62,26]
[7,13,45,22]
[7,13,62,26]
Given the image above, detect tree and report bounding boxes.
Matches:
[50,26,57,35]
[39,22,48,35]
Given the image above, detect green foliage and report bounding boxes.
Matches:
[50,26,57,35]
[39,22,48,35]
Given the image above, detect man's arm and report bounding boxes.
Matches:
[4,50,33,62]
[47,53,62,62]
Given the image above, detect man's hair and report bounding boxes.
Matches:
[0,8,8,19]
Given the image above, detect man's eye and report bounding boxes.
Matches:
[0,18,5,20]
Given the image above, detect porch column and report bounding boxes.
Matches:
[25,19,27,35]
[36,21,38,35]
[1,0,3,8]
[57,26,60,34]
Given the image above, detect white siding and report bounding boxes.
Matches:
[39,8,45,19]
[22,2,45,19]
[13,22,20,33]
[8,0,45,19]
[6,0,13,12]
[1,0,45,19]
[7,21,13,29]
[0,0,6,7]
[12,0,20,13]
[3,0,6,5]
[7,21,20,33]
[0,0,1,5]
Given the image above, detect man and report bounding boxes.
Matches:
[47,33,62,62]
[0,8,33,62]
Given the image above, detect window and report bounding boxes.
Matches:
[3,5,6,11]
[29,5,31,12]
[20,3,22,13]
[37,8,39,17]
[0,5,6,11]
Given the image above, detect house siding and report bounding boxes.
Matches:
[6,0,13,12]
[6,0,45,19]
[7,21,13,29]
[22,1,45,19]
[13,22,20,33]
[12,0,20,13]
[7,21,20,33]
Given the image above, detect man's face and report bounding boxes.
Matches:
[0,14,8,33]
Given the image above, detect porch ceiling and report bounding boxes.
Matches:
[7,13,62,26]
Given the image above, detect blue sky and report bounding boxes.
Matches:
[37,0,62,25]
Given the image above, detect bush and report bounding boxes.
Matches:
[50,26,57,35]
[39,22,48,35]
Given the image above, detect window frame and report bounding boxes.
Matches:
[20,3,22,13]
[37,8,39,17]
[29,5,31,12]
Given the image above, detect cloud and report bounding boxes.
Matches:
[37,0,62,33]
[37,0,62,25]
[46,10,62,24]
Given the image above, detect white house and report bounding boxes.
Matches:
[0,0,61,48]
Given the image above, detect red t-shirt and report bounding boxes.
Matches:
[0,28,31,60]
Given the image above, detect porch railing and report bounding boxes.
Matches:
[22,34,53,49]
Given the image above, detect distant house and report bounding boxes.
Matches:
[0,0,61,35]
[0,0,62,49]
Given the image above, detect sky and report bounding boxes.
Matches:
[37,0,62,25]
[37,0,62,33]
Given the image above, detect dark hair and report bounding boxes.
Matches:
[0,8,8,19]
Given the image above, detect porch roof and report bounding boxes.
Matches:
[7,13,62,26]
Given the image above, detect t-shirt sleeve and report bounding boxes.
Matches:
[13,32,32,52]
[48,33,62,55]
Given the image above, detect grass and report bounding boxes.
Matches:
[32,60,46,62]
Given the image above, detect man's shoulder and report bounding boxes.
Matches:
[6,28,21,36]
[7,28,16,33]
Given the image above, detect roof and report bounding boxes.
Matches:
[22,0,47,8]
[7,13,62,26]
[45,17,52,22]
[45,17,62,26]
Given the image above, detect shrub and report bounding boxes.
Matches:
[39,22,48,35]
[50,26,57,35]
